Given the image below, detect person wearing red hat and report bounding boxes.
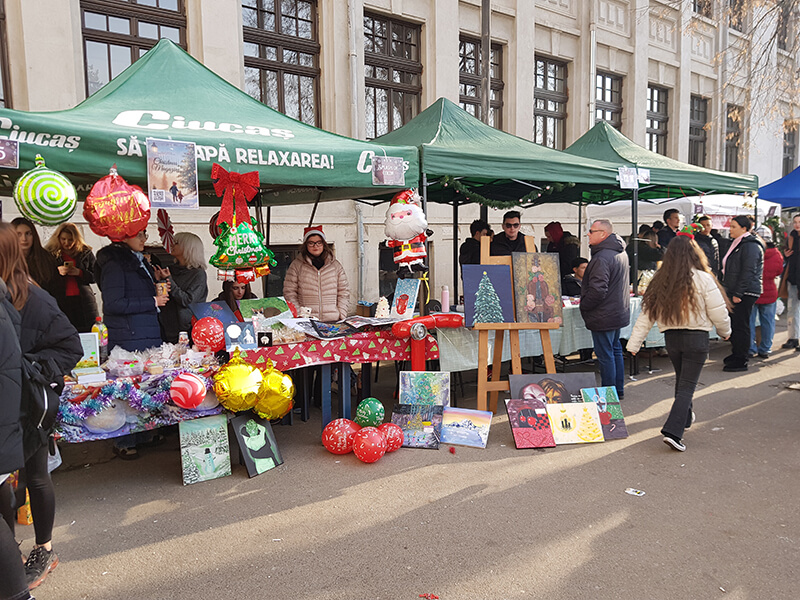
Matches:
[283,226,350,321]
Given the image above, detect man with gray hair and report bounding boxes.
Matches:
[580,219,630,398]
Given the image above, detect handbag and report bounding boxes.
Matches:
[778,264,789,300]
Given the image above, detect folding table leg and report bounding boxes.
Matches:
[321,363,332,429]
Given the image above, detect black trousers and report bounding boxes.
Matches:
[0,481,29,600]
[729,296,757,367]
[662,330,709,440]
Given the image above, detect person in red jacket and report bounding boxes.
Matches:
[750,227,784,358]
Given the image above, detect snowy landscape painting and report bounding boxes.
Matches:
[441,407,492,448]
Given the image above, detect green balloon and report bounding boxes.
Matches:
[354,397,385,427]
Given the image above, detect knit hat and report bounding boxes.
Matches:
[677,223,702,239]
[303,225,325,243]
[755,226,772,242]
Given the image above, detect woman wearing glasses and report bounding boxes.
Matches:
[283,226,350,321]
[95,228,167,352]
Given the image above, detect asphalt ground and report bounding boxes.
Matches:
[21,325,800,600]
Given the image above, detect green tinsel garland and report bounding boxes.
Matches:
[439,176,576,208]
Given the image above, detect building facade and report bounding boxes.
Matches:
[1,0,797,304]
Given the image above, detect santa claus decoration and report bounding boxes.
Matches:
[384,188,432,275]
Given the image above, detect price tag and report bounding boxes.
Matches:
[0,139,19,168]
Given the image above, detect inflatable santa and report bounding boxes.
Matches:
[384,189,432,275]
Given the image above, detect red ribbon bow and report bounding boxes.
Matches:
[211,163,260,227]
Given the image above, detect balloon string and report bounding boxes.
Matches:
[418,272,430,305]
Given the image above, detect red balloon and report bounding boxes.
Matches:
[192,317,225,352]
[352,427,387,463]
[321,418,361,455]
[170,372,207,409]
[378,423,404,453]
[84,170,151,242]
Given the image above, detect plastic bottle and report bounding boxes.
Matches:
[441,285,450,313]
[92,316,109,363]
[178,331,190,355]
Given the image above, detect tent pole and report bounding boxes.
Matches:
[308,198,319,227]
[453,199,459,307]
[422,172,429,315]
[263,203,271,297]
[632,187,639,296]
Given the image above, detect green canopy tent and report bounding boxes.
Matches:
[564,121,759,278]
[0,39,419,205]
[372,98,626,298]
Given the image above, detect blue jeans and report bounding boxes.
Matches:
[749,302,777,355]
[591,329,624,397]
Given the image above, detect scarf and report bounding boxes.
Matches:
[722,231,750,275]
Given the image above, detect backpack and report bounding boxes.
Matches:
[20,356,60,460]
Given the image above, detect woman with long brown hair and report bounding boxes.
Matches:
[44,222,99,332]
[0,222,82,589]
[11,217,61,299]
[626,234,731,452]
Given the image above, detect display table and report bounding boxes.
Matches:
[437,297,665,373]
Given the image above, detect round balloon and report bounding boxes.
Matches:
[352,427,387,463]
[170,372,207,409]
[354,397,385,428]
[322,418,361,454]
[213,351,263,412]
[192,317,225,353]
[378,422,404,452]
[13,155,77,226]
[253,362,295,420]
[84,168,151,241]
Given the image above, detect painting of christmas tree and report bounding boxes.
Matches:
[399,371,450,406]
[390,404,443,449]
[545,402,604,445]
[463,265,514,327]
[581,386,628,439]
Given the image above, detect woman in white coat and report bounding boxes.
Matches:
[627,234,731,452]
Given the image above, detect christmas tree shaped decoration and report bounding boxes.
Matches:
[209,219,273,269]
[576,405,604,442]
[408,410,424,432]
[473,271,505,325]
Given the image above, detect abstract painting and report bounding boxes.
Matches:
[545,402,605,445]
[398,371,451,406]
[462,265,515,327]
[231,412,284,477]
[581,386,629,440]
[508,373,597,404]
[390,404,444,449]
[505,398,556,449]
[179,414,231,485]
[441,407,492,448]
[511,252,563,324]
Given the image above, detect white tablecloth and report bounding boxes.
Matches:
[437,297,666,372]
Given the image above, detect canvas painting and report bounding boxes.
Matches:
[462,265,515,327]
[545,402,605,445]
[441,407,492,448]
[508,373,597,404]
[505,398,556,449]
[398,371,451,406]
[224,322,258,352]
[190,301,239,326]
[581,386,629,440]
[146,138,199,210]
[391,278,421,320]
[231,413,284,477]
[75,332,100,369]
[511,252,563,324]
[179,414,232,485]
[239,297,290,320]
[390,404,444,449]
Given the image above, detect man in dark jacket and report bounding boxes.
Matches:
[459,219,489,273]
[562,257,588,297]
[581,219,630,398]
[694,215,721,277]
[657,209,681,248]
[490,211,529,256]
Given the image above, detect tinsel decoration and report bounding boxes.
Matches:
[138,370,213,408]
[439,175,576,208]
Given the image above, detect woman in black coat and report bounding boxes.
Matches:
[12,217,61,301]
[0,222,82,590]
[44,223,99,333]
[95,230,168,352]
[155,232,208,343]
[721,215,764,372]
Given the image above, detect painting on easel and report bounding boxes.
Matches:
[462,265,515,327]
[511,252,563,325]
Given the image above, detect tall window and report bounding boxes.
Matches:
[243,1,320,126]
[458,37,504,129]
[728,0,745,32]
[784,122,797,177]
[595,72,622,130]
[364,13,422,139]
[688,95,708,167]
[0,0,10,107]
[81,0,186,96]
[646,85,669,155]
[725,104,742,172]
[692,0,712,18]
[777,2,793,51]
[533,56,568,149]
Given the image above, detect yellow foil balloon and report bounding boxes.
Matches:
[254,359,295,420]
[214,349,263,412]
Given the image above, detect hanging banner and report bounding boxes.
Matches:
[146,138,199,210]
[372,156,405,186]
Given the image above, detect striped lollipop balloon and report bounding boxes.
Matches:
[13,154,77,225]
[170,372,207,409]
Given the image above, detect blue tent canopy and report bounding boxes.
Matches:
[759,166,800,208]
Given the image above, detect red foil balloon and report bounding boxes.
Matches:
[378,423,404,453]
[84,168,151,242]
[192,317,225,353]
[321,418,361,455]
[352,427,387,463]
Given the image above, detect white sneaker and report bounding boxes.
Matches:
[663,436,686,452]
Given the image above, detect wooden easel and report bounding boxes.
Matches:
[475,236,557,413]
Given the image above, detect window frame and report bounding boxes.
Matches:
[363,12,422,140]
[692,0,712,18]
[784,122,797,177]
[728,0,745,32]
[533,55,568,150]
[688,95,708,167]
[646,85,669,156]
[80,0,187,97]
[595,71,623,130]
[724,104,742,173]
[458,35,504,129]
[242,0,321,127]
